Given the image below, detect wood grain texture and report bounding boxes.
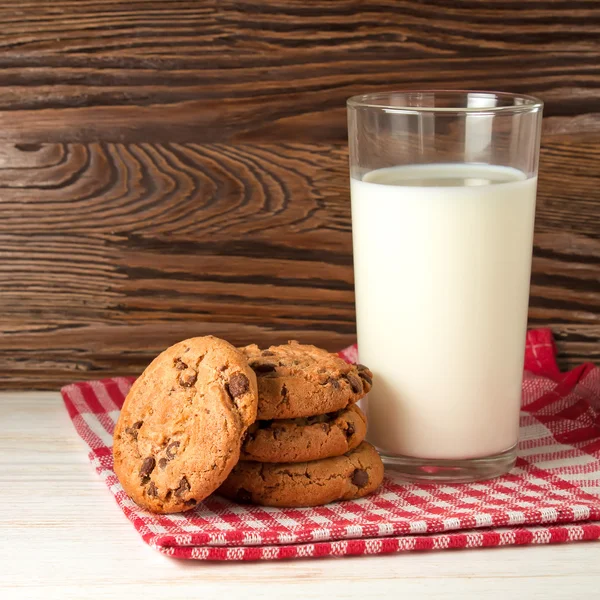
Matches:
[1,137,598,388]
[0,0,598,388]
[0,1,598,142]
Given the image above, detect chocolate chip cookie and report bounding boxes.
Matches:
[113,336,258,514]
[241,341,373,420]
[241,404,367,463]
[219,441,384,508]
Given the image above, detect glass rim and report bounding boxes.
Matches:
[347,90,543,115]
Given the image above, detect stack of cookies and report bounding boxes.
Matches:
[218,342,384,508]
[113,336,383,514]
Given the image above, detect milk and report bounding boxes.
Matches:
[351,164,537,460]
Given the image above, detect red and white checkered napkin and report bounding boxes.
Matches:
[61,329,600,560]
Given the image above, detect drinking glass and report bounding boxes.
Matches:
[348,90,543,482]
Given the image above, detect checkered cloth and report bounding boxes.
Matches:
[61,329,600,560]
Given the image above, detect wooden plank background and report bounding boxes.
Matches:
[1,0,599,389]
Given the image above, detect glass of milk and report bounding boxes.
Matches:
[348,91,543,482]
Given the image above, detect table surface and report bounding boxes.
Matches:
[2,391,599,600]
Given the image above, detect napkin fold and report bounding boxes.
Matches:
[61,329,600,560]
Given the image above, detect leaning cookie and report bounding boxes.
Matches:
[219,442,384,508]
[113,336,258,514]
[241,404,367,463]
[241,341,373,420]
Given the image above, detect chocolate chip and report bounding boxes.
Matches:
[357,364,369,372]
[125,420,143,439]
[321,423,330,433]
[345,423,355,438]
[351,469,369,488]
[147,482,158,497]
[250,362,277,374]
[236,488,252,503]
[175,476,190,497]
[140,456,156,478]
[179,371,197,387]
[228,373,250,398]
[185,499,197,507]
[165,441,180,459]
[281,384,288,398]
[359,371,373,386]
[325,377,340,390]
[141,475,150,485]
[158,458,168,469]
[261,350,275,356]
[174,358,187,370]
[346,373,363,394]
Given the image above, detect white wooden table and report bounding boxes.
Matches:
[1,391,599,600]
